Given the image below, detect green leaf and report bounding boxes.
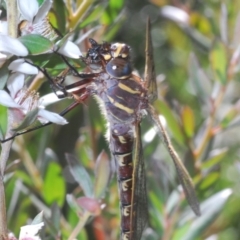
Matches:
[109,0,124,8]
[0,60,9,89]
[181,106,195,138]
[37,0,44,5]
[181,189,232,240]
[94,150,111,199]
[66,153,94,198]
[32,211,44,225]
[43,162,66,206]
[101,0,125,25]
[12,108,39,131]
[66,194,81,213]
[19,34,53,55]
[199,172,220,190]
[209,40,228,84]
[148,189,165,238]
[173,223,191,240]
[80,4,107,28]
[165,189,181,215]
[52,0,66,33]
[15,171,33,186]
[188,53,211,102]
[0,105,7,135]
[50,204,61,230]
[202,148,228,170]
[220,105,240,129]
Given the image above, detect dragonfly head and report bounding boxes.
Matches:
[110,43,131,59]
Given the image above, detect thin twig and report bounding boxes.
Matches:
[68,0,93,30]
[68,211,91,240]
[6,0,18,37]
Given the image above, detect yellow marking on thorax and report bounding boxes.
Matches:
[107,96,134,114]
[103,53,111,61]
[118,82,140,94]
[117,153,131,166]
[122,179,132,191]
[113,44,123,58]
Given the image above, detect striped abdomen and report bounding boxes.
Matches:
[110,123,135,240]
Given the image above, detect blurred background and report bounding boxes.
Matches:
[1,0,240,239]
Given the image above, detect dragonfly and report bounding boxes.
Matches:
[2,19,200,240]
[55,19,200,239]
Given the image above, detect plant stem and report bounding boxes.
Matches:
[0,178,7,240]
[0,133,15,240]
[68,0,93,30]
[6,0,18,38]
[194,86,225,162]
[68,211,91,240]
[193,41,240,163]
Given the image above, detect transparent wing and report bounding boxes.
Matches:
[147,104,201,216]
[130,123,148,240]
[144,18,157,103]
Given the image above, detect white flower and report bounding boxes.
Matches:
[160,6,189,25]
[0,11,28,64]
[0,18,8,35]
[18,0,82,58]
[18,0,57,41]
[19,222,44,240]
[18,0,52,24]
[8,59,38,74]
[0,73,68,126]
[0,34,28,56]
[39,92,63,106]
[56,40,82,59]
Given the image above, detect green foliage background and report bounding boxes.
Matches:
[1,0,240,239]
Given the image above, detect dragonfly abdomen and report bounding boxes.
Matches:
[111,124,135,239]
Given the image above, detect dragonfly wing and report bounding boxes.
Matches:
[147,104,201,216]
[144,17,157,103]
[130,123,148,239]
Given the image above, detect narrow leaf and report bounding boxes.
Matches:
[181,189,232,240]
[220,3,228,43]
[42,162,66,206]
[31,211,44,225]
[165,189,181,215]
[50,204,61,230]
[12,108,39,131]
[181,106,195,138]
[209,41,227,84]
[94,150,111,199]
[188,53,211,102]
[199,172,219,190]
[0,60,9,89]
[66,153,94,198]
[202,148,228,170]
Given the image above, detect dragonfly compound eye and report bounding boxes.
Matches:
[106,58,132,79]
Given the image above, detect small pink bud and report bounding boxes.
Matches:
[77,197,101,216]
